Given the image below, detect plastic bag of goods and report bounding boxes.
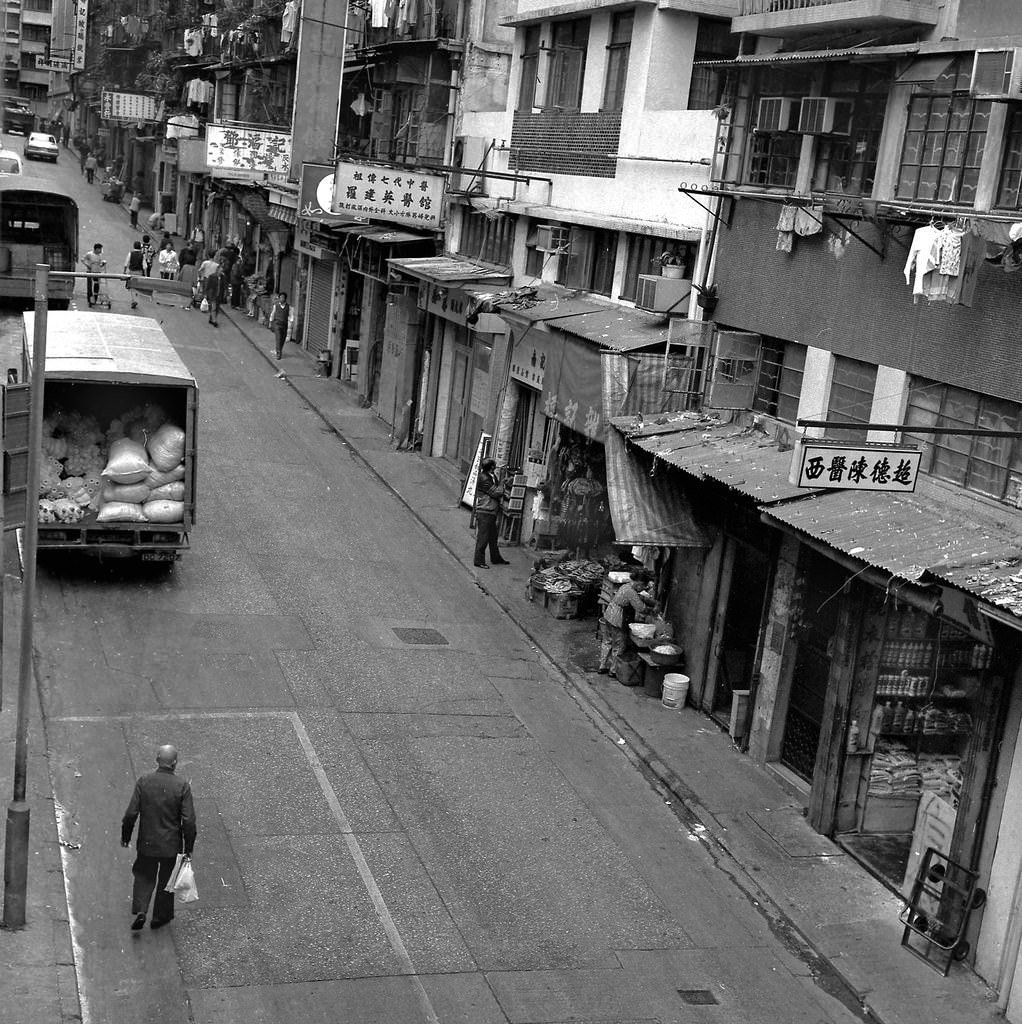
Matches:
[96,502,149,523]
[142,499,184,523]
[38,499,57,523]
[147,424,186,473]
[52,498,84,524]
[145,463,185,488]
[101,481,150,504]
[102,438,150,484]
[149,481,185,502]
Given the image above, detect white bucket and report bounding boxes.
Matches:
[662,673,690,710]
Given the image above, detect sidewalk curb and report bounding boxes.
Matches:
[222,309,884,1023]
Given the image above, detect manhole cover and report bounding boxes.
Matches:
[678,990,718,1006]
[392,627,449,646]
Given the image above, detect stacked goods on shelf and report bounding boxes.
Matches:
[868,741,922,797]
[39,405,187,526]
[917,754,963,805]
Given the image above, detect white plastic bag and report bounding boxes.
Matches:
[172,858,198,903]
[149,481,185,501]
[145,463,185,488]
[164,853,187,892]
[96,501,148,523]
[200,297,209,313]
[142,499,184,523]
[102,481,150,504]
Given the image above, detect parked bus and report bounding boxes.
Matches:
[0,178,78,307]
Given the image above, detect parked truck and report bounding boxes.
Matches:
[4,311,198,561]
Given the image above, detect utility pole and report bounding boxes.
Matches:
[3,265,48,929]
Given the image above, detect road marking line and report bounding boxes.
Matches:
[288,712,440,1024]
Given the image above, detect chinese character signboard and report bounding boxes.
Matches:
[73,0,88,70]
[101,91,157,122]
[206,125,291,181]
[331,159,444,229]
[794,443,921,492]
[36,55,71,72]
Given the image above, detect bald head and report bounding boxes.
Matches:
[155,745,178,770]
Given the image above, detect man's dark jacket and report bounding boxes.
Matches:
[121,767,196,858]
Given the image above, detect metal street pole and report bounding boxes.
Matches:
[3,265,48,929]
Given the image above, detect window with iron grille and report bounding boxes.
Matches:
[458,209,514,267]
[905,377,1022,500]
[688,18,739,110]
[619,234,694,302]
[897,58,991,205]
[810,65,890,197]
[753,338,805,423]
[518,26,541,111]
[601,12,633,113]
[555,227,616,294]
[996,106,1022,209]
[549,19,589,111]
[827,356,877,443]
[743,67,812,188]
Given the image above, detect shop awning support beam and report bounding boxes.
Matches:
[798,420,1022,437]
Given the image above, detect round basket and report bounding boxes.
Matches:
[649,643,683,666]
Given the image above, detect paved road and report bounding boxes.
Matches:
[18,159,865,1024]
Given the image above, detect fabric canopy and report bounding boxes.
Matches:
[601,352,706,547]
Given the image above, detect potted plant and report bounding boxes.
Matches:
[654,251,686,279]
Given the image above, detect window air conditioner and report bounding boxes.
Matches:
[798,97,852,135]
[970,48,1022,99]
[634,274,692,314]
[756,97,797,133]
[535,224,571,253]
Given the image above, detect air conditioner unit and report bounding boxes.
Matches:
[634,274,691,314]
[970,48,1022,99]
[756,96,797,133]
[535,224,571,253]
[798,97,852,135]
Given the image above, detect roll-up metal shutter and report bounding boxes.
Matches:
[305,258,334,353]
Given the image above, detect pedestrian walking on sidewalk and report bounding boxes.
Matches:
[124,241,144,308]
[84,152,98,184]
[473,459,509,568]
[129,192,141,229]
[78,140,89,175]
[598,568,655,677]
[81,243,105,307]
[198,251,221,326]
[158,239,179,279]
[270,292,290,359]
[120,744,197,932]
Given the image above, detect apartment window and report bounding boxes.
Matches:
[602,12,633,112]
[744,67,813,188]
[906,378,1022,500]
[518,26,541,111]
[996,106,1022,209]
[548,18,589,111]
[22,25,49,43]
[459,209,514,267]
[753,339,805,423]
[810,65,890,197]
[525,222,545,277]
[620,234,694,302]
[523,223,617,294]
[897,58,991,205]
[23,0,51,9]
[827,356,877,442]
[688,18,739,110]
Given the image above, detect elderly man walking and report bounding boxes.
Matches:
[121,744,197,931]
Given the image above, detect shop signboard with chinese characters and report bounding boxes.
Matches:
[509,333,548,390]
[419,283,505,333]
[73,0,88,70]
[331,160,444,229]
[36,55,71,72]
[101,91,157,123]
[792,442,921,492]
[206,125,291,182]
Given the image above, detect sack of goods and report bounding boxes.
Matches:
[38,405,187,525]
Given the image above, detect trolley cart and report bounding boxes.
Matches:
[84,263,112,309]
[900,847,987,975]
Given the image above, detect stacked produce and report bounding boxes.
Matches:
[38,405,186,525]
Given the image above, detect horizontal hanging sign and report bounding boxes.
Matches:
[331,159,444,229]
[793,442,921,492]
[101,90,157,122]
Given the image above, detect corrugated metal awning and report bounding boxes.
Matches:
[388,255,510,283]
[557,306,669,352]
[695,42,920,68]
[617,420,810,505]
[763,488,1022,620]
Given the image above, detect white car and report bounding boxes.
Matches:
[24,132,58,162]
[0,149,23,174]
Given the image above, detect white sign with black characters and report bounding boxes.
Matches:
[206,125,291,180]
[331,160,444,229]
[794,443,921,492]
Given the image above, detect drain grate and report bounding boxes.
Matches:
[678,990,718,1006]
[392,627,450,646]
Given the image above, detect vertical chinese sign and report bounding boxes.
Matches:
[330,159,444,229]
[73,0,88,70]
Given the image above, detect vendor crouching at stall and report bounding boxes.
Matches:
[598,568,656,678]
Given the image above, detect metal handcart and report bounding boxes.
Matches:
[900,847,986,975]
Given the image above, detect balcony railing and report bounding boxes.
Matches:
[364,0,460,46]
[734,0,938,35]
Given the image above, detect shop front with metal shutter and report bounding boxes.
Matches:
[305,257,336,354]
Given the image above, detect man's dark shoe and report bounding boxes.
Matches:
[131,914,146,930]
[150,918,171,930]
[491,558,510,565]
[473,562,488,568]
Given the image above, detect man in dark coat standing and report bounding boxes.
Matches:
[473,458,509,568]
[121,744,197,931]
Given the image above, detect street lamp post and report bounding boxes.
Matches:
[3,264,48,929]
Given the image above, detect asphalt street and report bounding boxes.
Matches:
[7,154,869,1024]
